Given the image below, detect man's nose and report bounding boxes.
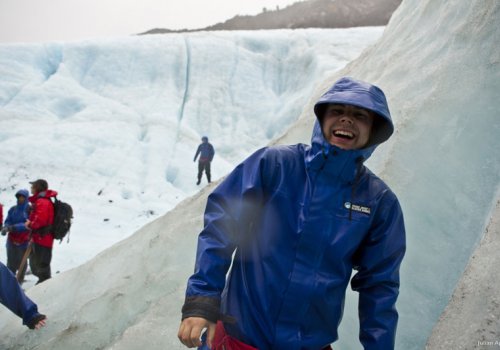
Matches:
[340,115,354,124]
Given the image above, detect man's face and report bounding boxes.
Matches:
[30,185,36,195]
[321,104,374,150]
[17,195,26,204]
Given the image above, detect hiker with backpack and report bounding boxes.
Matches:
[0,261,47,329]
[1,189,31,277]
[26,179,57,285]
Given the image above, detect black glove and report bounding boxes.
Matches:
[1,227,8,236]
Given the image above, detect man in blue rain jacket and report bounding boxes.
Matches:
[178,77,406,350]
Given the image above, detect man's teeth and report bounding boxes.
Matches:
[333,130,354,139]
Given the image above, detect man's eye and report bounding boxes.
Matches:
[329,109,342,115]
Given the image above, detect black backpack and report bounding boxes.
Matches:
[51,197,73,241]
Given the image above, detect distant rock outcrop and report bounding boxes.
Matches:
[140,0,402,35]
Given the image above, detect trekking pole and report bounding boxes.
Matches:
[16,232,32,283]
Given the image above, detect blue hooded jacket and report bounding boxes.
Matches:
[194,137,215,162]
[183,77,406,350]
[4,189,30,248]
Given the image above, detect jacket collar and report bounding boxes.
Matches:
[29,189,58,203]
[305,121,375,184]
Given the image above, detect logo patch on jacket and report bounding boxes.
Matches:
[344,202,371,215]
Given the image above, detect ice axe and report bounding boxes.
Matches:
[16,234,33,283]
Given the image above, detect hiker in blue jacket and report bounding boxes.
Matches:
[2,189,31,276]
[178,77,406,350]
[0,261,47,329]
[193,136,215,185]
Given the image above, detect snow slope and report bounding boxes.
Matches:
[1,0,499,349]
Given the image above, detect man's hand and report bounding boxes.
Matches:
[178,317,216,348]
[28,314,47,330]
[34,317,47,330]
[25,220,31,229]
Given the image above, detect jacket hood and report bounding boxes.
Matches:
[314,77,394,148]
[15,189,30,199]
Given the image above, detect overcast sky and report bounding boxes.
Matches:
[0,0,300,44]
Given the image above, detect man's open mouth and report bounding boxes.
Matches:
[333,130,355,140]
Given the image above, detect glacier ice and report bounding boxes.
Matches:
[0,0,499,349]
[0,27,383,273]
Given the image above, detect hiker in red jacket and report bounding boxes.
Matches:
[26,179,57,285]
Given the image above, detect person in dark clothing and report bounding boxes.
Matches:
[178,77,406,350]
[0,261,47,329]
[2,189,31,277]
[26,179,57,285]
[193,136,215,185]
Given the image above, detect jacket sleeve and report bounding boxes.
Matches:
[0,262,39,326]
[209,144,215,161]
[5,208,26,232]
[4,207,12,227]
[350,191,406,350]
[182,148,268,322]
[193,145,201,161]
